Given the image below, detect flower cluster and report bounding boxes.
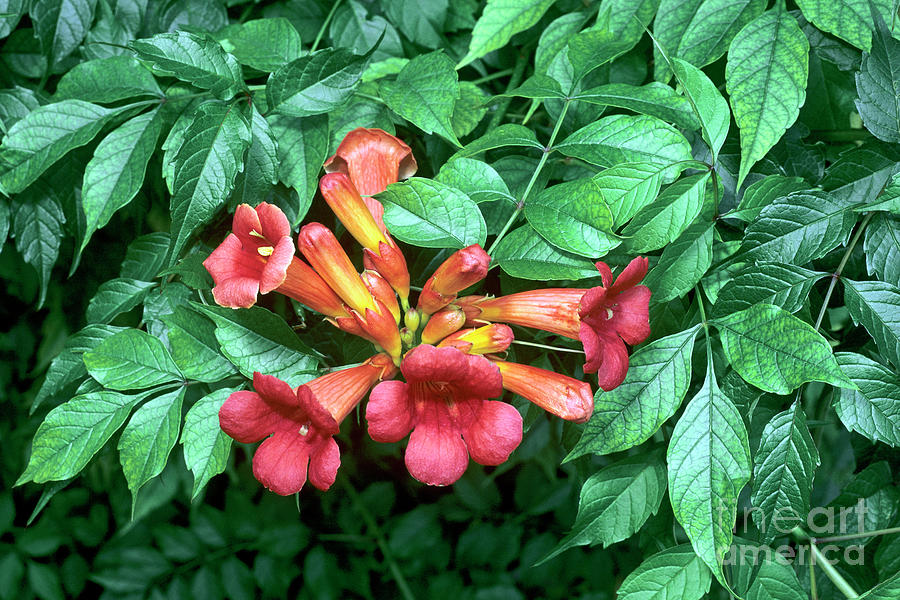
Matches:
[204,128,651,494]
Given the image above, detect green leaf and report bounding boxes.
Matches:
[671,58,730,161]
[535,13,584,75]
[85,278,156,324]
[653,0,765,80]
[33,324,124,413]
[569,326,699,459]
[591,162,671,226]
[727,175,808,222]
[0,0,25,39]
[161,306,236,383]
[223,18,303,72]
[725,10,809,189]
[54,56,162,103]
[120,232,170,281]
[712,263,825,318]
[525,178,618,258]
[492,225,600,281]
[822,143,900,203]
[30,0,94,67]
[383,0,448,49]
[842,279,900,368]
[0,86,39,131]
[858,571,900,599]
[543,452,667,560]
[565,29,636,87]
[380,51,460,145]
[129,31,245,100]
[796,0,893,52]
[864,214,900,287]
[834,353,900,447]
[192,304,319,387]
[12,190,65,308]
[556,115,693,181]
[667,365,751,586]
[232,105,279,208]
[617,545,712,600]
[268,113,328,226]
[739,191,856,266]
[118,387,184,511]
[83,328,184,390]
[17,390,151,485]
[331,1,404,62]
[855,12,900,143]
[450,123,544,159]
[575,82,701,130]
[502,74,566,99]
[0,100,123,194]
[457,0,556,69]
[182,387,235,501]
[643,221,713,303]
[81,110,162,253]
[750,403,819,544]
[267,48,369,117]
[451,81,488,139]
[621,172,710,253]
[435,158,515,206]
[596,0,660,49]
[168,102,252,264]
[713,303,854,394]
[740,553,806,600]
[378,178,486,249]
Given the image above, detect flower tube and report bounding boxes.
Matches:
[492,360,594,423]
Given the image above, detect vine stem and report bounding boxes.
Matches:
[793,528,859,599]
[311,0,343,53]
[511,340,584,354]
[487,99,571,256]
[815,525,900,543]
[342,479,416,600]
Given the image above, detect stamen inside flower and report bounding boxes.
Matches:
[249,230,266,238]
[299,424,309,436]
[257,246,274,257]
[605,308,614,320]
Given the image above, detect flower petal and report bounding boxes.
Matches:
[401,345,502,398]
[219,391,281,443]
[593,330,630,392]
[259,236,294,294]
[610,285,651,345]
[324,128,417,196]
[405,403,469,486]
[366,381,414,442]
[463,401,522,466]
[252,372,298,413]
[204,234,262,309]
[595,261,613,288]
[297,385,340,435]
[255,202,291,241]
[233,203,263,242]
[252,431,310,495]
[578,285,609,323]
[307,436,340,491]
[609,256,648,294]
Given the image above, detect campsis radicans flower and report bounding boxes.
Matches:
[417,244,491,315]
[218,354,397,496]
[366,344,522,486]
[203,202,347,316]
[491,360,594,423]
[457,256,651,391]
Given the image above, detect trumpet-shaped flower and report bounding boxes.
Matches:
[366,345,522,486]
[417,245,490,315]
[457,257,651,391]
[492,359,594,423]
[219,356,396,496]
[438,324,514,355]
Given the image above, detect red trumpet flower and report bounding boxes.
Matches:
[492,359,594,423]
[417,244,490,315]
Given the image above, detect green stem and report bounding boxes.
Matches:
[695,286,713,360]
[815,526,900,543]
[472,68,515,85]
[487,99,571,256]
[342,479,416,600]
[355,92,387,105]
[311,0,343,53]
[511,340,584,354]
[793,528,859,599]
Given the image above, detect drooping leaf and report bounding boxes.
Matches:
[268,113,328,226]
[855,11,900,143]
[796,0,893,52]
[616,545,712,600]
[54,56,162,103]
[182,387,236,501]
[81,110,162,253]
[0,100,123,194]
[750,403,819,544]
[492,225,601,281]
[621,172,710,253]
[12,190,65,308]
[725,10,809,189]
[167,101,252,264]
[569,326,700,458]
[378,178,486,249]
[223,18,303,72]
[714,303,854,394]
[574,82,701,131]
[192,303,319,387]
[842,279,900,368]
[129,31,245,100]
[556,115,693,181]
[739,191,856,266]
[267,47,369,117]
[30,0,95,67]
[834,352,900,447]
[712,263,826,317]
[118,387,184,511]
[161,306,236,383]
[17,390,152,485]
[643,221,714,303]
[457,0,556,69]
[863,214,900,287]
[83,328,184,390]
[667,365,751,586]
[525,178,618,258]
[85,278,156,324]
[670,58,730,161]
[543,452,667,560]
[119,232,170,281]
[380,51,460,145]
